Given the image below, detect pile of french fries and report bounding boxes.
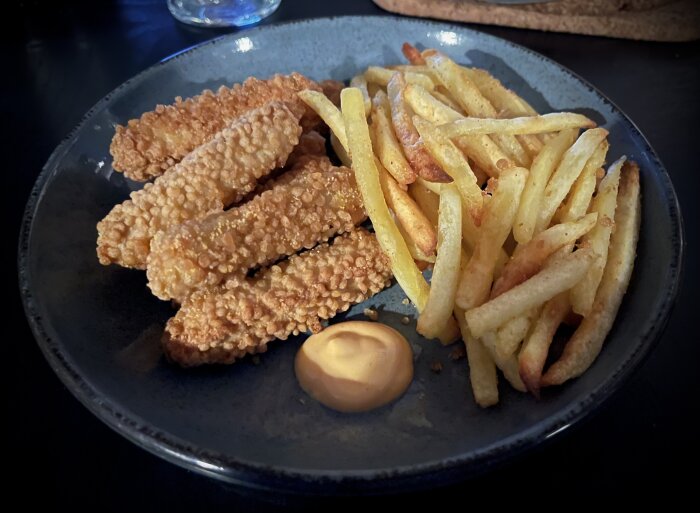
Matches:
[300,43,641,407]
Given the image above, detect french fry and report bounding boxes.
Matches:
[535,128,609,233]
[456,306,499,407]
[492,213,598,298]
[569,156,624,316]
[517,134,544,160]
[482,331,527,392]
[423,50,530,168]
[465,248,595,338]
[365,66,436,90]
[402,42,426,65]
[409,180,440,227]
[513,128,578,244]
[439,112,595,137]
[404,83,511,177]
[559,140,609,222]
[413,116,484,224]
[379,166,438,256]
[519,292,570,396]
[350,74,371,117]
[342,87,430,310]
[417,184,462,340]
[461,67,538,117]
[494,309,535,361]
[432,90,464,113]
[397,222,436,263]
[386,74,452,182]
[298,89,348,150]
[542,162,640,385]
[371,91,416,185]
[456,166,527,311]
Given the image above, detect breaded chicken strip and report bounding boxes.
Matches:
[163,228,392,366]
[285,130,327,166]
[147,157,366,301]
[110,73,321,181]
[97,102,302,269]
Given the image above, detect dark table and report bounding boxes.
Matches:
[8,0,699,507]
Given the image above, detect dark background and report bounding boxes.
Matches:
[8,0,699,507]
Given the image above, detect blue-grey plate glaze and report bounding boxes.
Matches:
[18,16,682,494]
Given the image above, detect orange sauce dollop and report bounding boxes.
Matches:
[294,321,413,413]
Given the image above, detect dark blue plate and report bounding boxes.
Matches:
[18,16,682,494]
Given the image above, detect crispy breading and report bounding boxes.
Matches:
[110,73,321,181]
[146,157,366,301]
[163,228,392,366]
[97,102,302,269]
[285,130,327,166]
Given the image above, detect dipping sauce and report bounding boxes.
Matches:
[294,321,413,413]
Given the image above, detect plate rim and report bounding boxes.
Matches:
[17,15,684,494]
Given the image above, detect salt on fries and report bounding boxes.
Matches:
[300,44,641,407]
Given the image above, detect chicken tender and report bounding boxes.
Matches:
[163,228,392,366]
[285,130,327,166]
[110,73,321,181]
[97,101,302,269]
[147,157,366,301]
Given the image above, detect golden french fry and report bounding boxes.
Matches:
[402,42,426,65]
[517,134,544,159]
[404,83,511,177]
[379,166,437,256]
[494,309,535,361]
[482,331,527,393]
[559,140,609,223]
[371,90,416,185]
[542,162,640,386]
[456,166,528,311]
[439,112,596,138]
[413,116,483,224]
[408,180,440,227]
[519,292,570,396]
[536,128,609,233]
[492,212,598,298]
[422,50,530,167]
[432,89,464,113]
[461,67,538,117]
[569,156,624,316]
[298,89,348,150]
[456,306,499,407]
[342,87,430,309]
[350,74,371,117]
[386,74,452,182]
[417,184,462,340]
[465,248,595,338]
[513,128,578,244]
[365,66,436,90]
[397,222,436,263]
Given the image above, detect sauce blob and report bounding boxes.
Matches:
[294,321,414,413]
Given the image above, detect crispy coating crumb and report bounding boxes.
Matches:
[147,157,366,301]
[430,361,444,374]
[163,229,393,366]
[110,73,321,181]
[97,102,302,269]
[363,308,379,321]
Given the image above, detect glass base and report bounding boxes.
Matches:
[168,0,281,28]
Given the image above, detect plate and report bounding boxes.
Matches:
[18,16,682,494]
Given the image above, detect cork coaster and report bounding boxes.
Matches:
[372,0,700,42]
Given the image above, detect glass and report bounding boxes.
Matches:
[167,0,281,27]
